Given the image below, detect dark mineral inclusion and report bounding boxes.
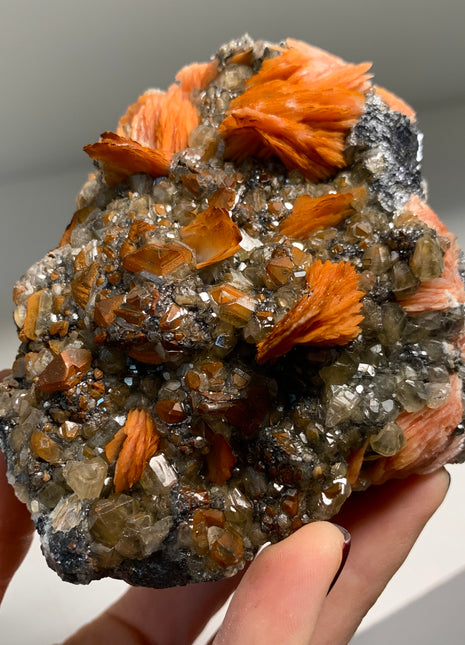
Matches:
[1,36,464,588]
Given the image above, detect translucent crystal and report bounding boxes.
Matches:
[410,234,444,282]
[30,431,61,464]
[370,421,406,456]
[225,487,253,524]
[396,379,428,413]
[188,124,222,160]
[378,303,407,345]
[63,457,108,499]
[38,482,66,509]
[391,261,419,297]
[24,348,54,379]
[0,390,10,417]
[362,244,392,274]
[115,514,173,559]
[90,495,137,547]
[426,380,452,409]
[148,454,178,489]
[51,494,82,533]
[325,386,360,427]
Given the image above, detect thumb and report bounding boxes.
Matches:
[213,522,349,645]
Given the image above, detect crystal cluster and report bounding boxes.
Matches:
[1,36,464,587]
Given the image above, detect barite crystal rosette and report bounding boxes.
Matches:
[1,36,464,587]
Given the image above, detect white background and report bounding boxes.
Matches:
[0,1,464,643]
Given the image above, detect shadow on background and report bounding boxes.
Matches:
[352,567,465,644]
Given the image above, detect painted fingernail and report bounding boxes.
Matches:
[328,524,351,594]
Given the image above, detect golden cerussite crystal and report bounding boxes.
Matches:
[1,36,464,587]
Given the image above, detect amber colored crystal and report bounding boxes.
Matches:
[127,219,157,243]
[228,47,255,66]
[210,283,255,325]
[222,386,271,435]
[126,345,165,365]
[36,348,92,394]
[208,187,237,210]
[281,494,299,517]
[179,486,210,512]
[202,362,223,378]
[52,297,65,316]
[266,255,295,286]
[155,400,186,424]
[12,284,26,306]
[119,239,136,258]
[193,508,225,529]
[185,371,201,390]
[231,371,249,388]
[191,508,226,555]
[74,249,88,273]
[90,495,136,548]
[180,172,203,196]
[48,321,69,337]
[207,433,236,485]
[71,263,99,309]
[116,286,157,325]
[410,234,444,282]
[180,207,242,269]
[122,242,192,276]
[209,529,243,568]
[94,295,125,328]
[395,196,465,313]
[21,290,46,341]
[30,431,61,464]
[159,304,182,331]
[346,440,369,485]
[114,305,146,326]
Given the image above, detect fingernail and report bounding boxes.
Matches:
[445,468,451,492]
[327,524,351,594]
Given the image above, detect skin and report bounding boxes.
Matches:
[0,451,450,645]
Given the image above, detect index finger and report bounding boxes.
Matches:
[0,450,34,603]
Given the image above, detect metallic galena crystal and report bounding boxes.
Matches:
[1,36,464,587]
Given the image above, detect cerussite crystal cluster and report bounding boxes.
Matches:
[1,36,464,587]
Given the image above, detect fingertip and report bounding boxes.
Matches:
[250,521,347,592]
[413,466,452,514]
[0,449,34,604]
[0,451,34,534]
[434,466,451,493]
[282,520,348,569]
[214,522,348,645]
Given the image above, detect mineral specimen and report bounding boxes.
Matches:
[1,36,464,588]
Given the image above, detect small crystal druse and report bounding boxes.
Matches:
[1,37,464,587]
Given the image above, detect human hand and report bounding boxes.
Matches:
[0,450,449,645]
